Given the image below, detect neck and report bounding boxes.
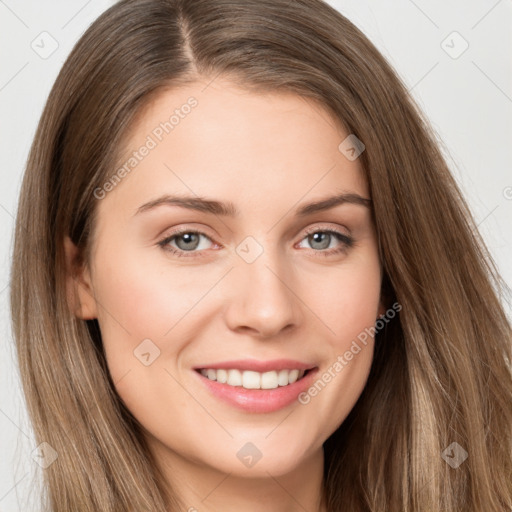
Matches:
[148,437,326,512]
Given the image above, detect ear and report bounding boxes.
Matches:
[63,236,98,320]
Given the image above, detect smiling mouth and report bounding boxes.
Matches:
[195,368,312,390]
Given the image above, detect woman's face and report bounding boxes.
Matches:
[68,77,384,480]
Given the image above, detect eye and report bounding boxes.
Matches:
[296,227,354,256]
[157,229,215,257]
[157,226,354,258]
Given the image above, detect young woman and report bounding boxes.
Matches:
[10,0,511,511]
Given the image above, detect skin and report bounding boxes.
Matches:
[65,76,385,512]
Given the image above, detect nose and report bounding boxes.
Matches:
[223,251,302,339]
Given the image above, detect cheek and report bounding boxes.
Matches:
[91,246,209,434]
[91,245,210,385]
[296,255,380,432]
[306,256,382,344]
[93,245,216,341]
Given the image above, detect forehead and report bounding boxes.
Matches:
[96,77,368,224]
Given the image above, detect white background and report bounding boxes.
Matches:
[1,1,511,510]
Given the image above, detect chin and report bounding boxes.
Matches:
[201,436,318,478]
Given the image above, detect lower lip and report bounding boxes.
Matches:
[193,368,319,413]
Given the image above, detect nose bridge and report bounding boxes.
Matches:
[225,236,301,337]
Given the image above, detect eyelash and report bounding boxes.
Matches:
[157,226,354,259]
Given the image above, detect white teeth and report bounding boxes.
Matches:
[277,369,289,386]
[242,371,261,389]
[216,369,228,383]
[227,369,242,386]
[261,371,278,389]
[288,369,299,384]
[198,368,307,389]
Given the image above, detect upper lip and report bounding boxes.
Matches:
[193,359,316,373]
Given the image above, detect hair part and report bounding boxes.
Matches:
[10,0,512,510]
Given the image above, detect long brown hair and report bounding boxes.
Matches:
[10,0,512,510]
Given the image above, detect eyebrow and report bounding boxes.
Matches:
[133,192,372,218]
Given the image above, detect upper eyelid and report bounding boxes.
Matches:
[164,223,349,240]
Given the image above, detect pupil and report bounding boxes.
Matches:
[177,233,199,250]
[310,232,330,250]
